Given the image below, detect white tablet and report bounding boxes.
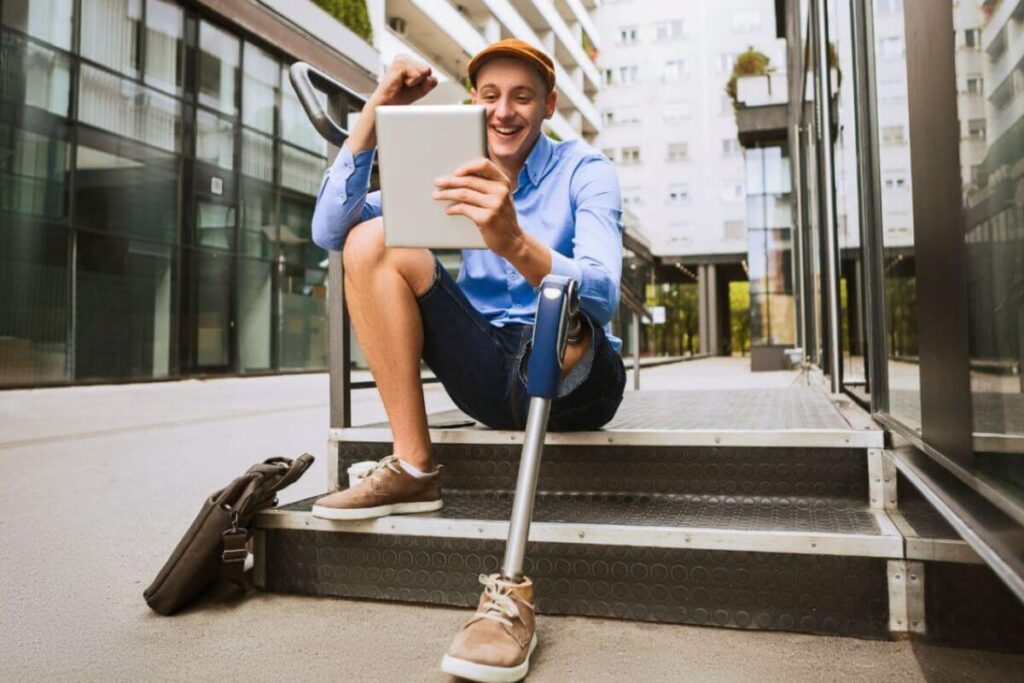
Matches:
[375,104,489,250]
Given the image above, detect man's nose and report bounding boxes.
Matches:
[494,97,516,120]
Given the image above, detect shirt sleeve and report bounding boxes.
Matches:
[550,155,623,325]
[311,143,383,251]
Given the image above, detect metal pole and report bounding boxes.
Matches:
[632,311,641,390]
[850,0,890,412]
[501,397,552,579]
[327,97,352,429]
[813,0,843,394]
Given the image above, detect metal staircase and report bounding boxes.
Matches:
[251,387,985,641]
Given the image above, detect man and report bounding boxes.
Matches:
[310,40,625,681]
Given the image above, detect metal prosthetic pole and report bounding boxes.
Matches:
[501,275,579,581]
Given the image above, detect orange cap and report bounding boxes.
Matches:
[467,39,556,92]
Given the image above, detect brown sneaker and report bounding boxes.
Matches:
[311,455,442,520]
[441,574,538,683]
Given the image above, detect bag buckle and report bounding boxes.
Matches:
[221,526,249,564]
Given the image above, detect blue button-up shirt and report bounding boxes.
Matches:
[311,132,624,351]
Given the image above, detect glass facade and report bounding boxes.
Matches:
[0,0,336,386]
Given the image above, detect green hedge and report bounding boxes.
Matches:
[313,0,373,43]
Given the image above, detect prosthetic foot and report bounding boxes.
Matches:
[442,276,578,682]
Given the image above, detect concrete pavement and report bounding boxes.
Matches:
[1,358,1022,682]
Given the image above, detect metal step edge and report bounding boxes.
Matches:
[255,507,904,559]
[330,426,884,449]
[886,509,982,565]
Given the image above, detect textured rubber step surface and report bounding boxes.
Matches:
[335,442,870,499]
[278,490,884,535]
[259,529,890,638]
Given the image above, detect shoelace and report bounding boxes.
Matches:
[354,455,403,483]
[475,574,531,628]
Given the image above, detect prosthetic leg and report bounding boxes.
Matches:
[501,274,579,580]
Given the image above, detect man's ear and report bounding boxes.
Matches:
[470,88,479,104]
[545,89,557,119]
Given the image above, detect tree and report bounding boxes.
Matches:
[313,0,373,43]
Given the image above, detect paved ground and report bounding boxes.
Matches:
[2,358,1023,682]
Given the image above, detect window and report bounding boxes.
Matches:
[621,146,641,165]
[603,68,614,86]
[732,9,760,32]
[622,187,643,207]
[618,65,639,84]
[877,36,904,58]
[602,109,615,127]
[618,26,638,45]
[721,182,744,202]
[653,19,684,42]
[967,118,986,140]
[666,142,688,162]
[667,184,690,203]
[722,138,740,156]
[601,148,616,162]
[663,102,690,123]
[883,171,908,190]
[619,107,640,125]
[663,59,686,82]
[965,76,983,94]
[964,29,981,49]
[881,125,905,144]
[80,0,142,77]
[719,53,737,73]
[198,20,240,116]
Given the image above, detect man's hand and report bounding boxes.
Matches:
[371,55,438,107]
[347,56,437,153]
[433,158,523,259]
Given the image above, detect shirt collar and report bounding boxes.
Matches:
[518,131,554,189]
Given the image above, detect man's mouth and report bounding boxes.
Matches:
[492,125,525,140]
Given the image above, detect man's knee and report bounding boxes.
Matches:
[342,218,385,275]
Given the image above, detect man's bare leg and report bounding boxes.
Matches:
[343,218,437,470]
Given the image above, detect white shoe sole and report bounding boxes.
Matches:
[440,634,537,683]
[310,498,443,520]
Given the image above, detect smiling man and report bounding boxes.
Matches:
[310,39,624,681]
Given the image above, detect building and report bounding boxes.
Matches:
[592,0,784,357]
[365,0,602,142]
[0,0,377,387]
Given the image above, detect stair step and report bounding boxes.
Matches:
[332,442,872,498]
[254,493,896,638]
[258,490,903,557]
[332,389,884,450]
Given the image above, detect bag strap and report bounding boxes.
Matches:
[218,453,315,590]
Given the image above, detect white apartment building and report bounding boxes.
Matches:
[592,0,782,257]
[365,0,602,142]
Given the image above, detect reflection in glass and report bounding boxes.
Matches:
[239,257,273,371]
[280,264,328,370]
[280,195,325,269]
[196,110,235,170]
[873,0,920,428]
[199,21,239,116]
[0,33,72,116]
[242,180,276,257]
[80,0,142,77]
[281,144,325,195]
[197,200,235,250]
[74,232,172,380]
[144,0,183,95]
[79,65,180,152]
[196,249,231,368]
[0,125,69,220]
[243,43,278,134]
[2,0,74,49]
[0,220,68,385]
[955,1,1024,492]
[280,68,327,155]
[242,129,274,182]
[75,142,178,243]
[745,145,795,348]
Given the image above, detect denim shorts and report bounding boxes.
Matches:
[417,259,626,431]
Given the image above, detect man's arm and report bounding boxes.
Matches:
[311,56,437,251]
[433,154,623,323]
